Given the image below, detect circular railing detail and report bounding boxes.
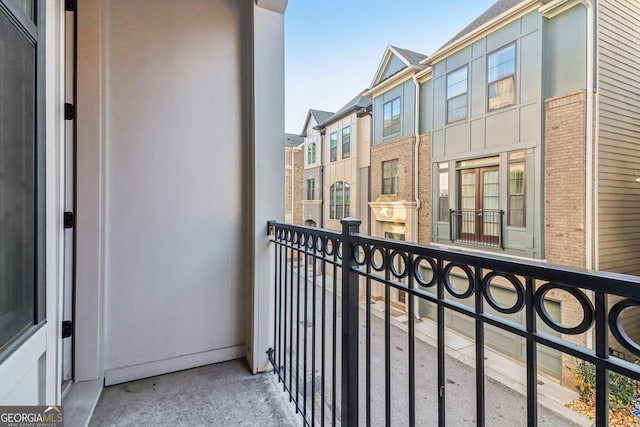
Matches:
[413,256,437,288]
[370,247,386,272]
[534,283,594,335]
[443,263,475,299]
[390,251,409,279]
[608,299,640,358]
[482,272,525,315]
[353,244,367,266]
[324,237,336,256]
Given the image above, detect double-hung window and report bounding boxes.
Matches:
[0,0,46,355]
[307,142,316,165]
[508,151,526,227]
[342,126,351,158]
[306,178,315,200]
[382,160,399,195]
[446,66,468,123]
[329,181,350,219]
[438,162,449,221]
[330,132,338,162]
[383,97,401,137]
[488,43,516,111]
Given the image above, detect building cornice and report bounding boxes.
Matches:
[422,1,541,66]
[538,0,582,18]
[365,66,420,99]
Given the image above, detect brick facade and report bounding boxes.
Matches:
[285,146,304,225]
[545,90,587,269]
[293,147,304,225]
[418,133,431,245]
[370,136,416,201]
[544,90,588,385]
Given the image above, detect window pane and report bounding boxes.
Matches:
[344,185,350,217]
[438,166,449,221]
[488,76,515,110]
[383,97,401,136]
[382,160,398,194]
[447,67,467,98]
[488,44,515,83]
[447,94,467,122]
[0,10,36,351]
[330,185,335,219]
[342,127,350,158]
[330,133,337,162]
[508,159,525,227]
[509,195,525,227]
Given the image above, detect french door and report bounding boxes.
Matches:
[458,166,500,245]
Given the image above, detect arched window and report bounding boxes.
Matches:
[307,143,316,165]
[329,181,350,219]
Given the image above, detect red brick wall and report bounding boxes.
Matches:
[418,134,431,245]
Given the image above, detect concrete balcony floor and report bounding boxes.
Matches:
[89,360,298,426]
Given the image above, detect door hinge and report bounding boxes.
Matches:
[62,321,72,339]
[65,0,76,12]
[64,103,75,120]
[64,211,74,229]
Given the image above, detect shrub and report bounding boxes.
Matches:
[573,360,638,408]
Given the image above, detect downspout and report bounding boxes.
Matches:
[412,74,421,244]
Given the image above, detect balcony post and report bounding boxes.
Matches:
[341,217,361,426]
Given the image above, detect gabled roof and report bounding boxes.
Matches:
[301,109,334,136]
[438,0,527,52]
[370,45,428,89]
[318,89,373,127]
[390,45,427,66]
[285,133,303,148]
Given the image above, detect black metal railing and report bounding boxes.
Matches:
[450,209,504,249]
[267,219,640,427]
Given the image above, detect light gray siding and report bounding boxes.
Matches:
[381,55,407,81]
[542,6,587,98]
[597,0,640,357]
[426,11,543,259]
[597,0,640,276]
[372,79,416,146]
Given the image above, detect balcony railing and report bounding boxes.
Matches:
[450,209,504,249]
[267,219,640,427]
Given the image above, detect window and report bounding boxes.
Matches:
[383,97,401,137]
[0,2,45,354]
[438,162,449,221]
[508,151,526,227]
[382,160,399,195]
[306,178,315,200]
[307,143,316,165]
[330,132,338,162]
[342,126,351,158]
[446,66,468,123]
[488,43,516,111]
[329,181,350,219]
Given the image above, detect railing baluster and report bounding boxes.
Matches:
[595,291,609,427]
[408,253,416,427]
[266,221,640,427]
[525,277,537,427]
[340,218,361,427]
[475,267,485,427]
[437,258,446,426]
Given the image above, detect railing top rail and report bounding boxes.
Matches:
[268,220,640,300]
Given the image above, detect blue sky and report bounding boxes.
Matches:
[284,0,498,133]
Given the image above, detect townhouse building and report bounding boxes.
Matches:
[301,109,333,227]
[357,0,640,384]
[285,133,304,225]
[413,0,640,383]
[316,90,373,234]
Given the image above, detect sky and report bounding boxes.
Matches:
[284,0,499,134]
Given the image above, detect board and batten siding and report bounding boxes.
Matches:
[597,0,640,275]
[596,0,640,357]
